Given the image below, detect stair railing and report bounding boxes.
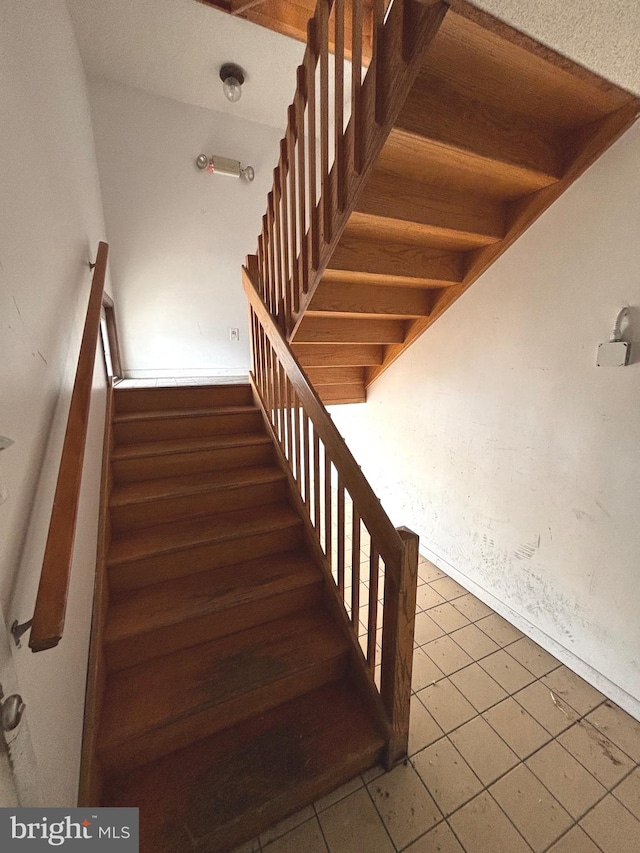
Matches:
[244,263,418,765]
[256,0,447,339]
[12,242,110,653]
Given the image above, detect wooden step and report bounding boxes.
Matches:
[113,405,262,444]
[327,232,464,286]
[110,465,287,532]
[294,316,405,345]
[114,384,252,413]
[108,503,303,591]
[98,610,350,774]
[112,433,273,482]
[104,549,323,670]
[103,679,385,853]
[293,343,384,368]
[308,281,435,319]
[320,384,367,406]
[304,366,365,387]
[352,165,506,250]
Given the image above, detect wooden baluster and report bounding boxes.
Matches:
[286,110,300,312]
[318,0,330,246]
[351,0,364,173]
[351,508,361,627]
[267,192,276,317]
[277,360,285,449]
[367,544,380,673]
[313,428,321,536]
[286,375,294,469]
[293,389,302,484]
[334,0,345,212]
[269,344,277,430]
[257,233,264,294]
[381,526,419,768]
[273,168,284,327]
[302,410,311,513]
[280,139,292,331]
[306,19,319,273]
[324,450,332,559]
[295,69,308,296]
[337,476,345,597]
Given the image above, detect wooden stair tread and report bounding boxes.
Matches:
[110,465,285,507]
[113,404,257,424]
[107,503,301,566]
[105,549,321,644]
[99,610,348,752]
[112,432,271,461]
[114,384,251,413]
[103,680,385,853]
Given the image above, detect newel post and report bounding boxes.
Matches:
[380,526,419,768]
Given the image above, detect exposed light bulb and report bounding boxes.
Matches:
[223,76,242,102]
[241,165,255,183]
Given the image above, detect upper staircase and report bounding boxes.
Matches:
[244,0,639,405]
[85,382,408,852]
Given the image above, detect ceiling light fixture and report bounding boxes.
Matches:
[220,63,245,103]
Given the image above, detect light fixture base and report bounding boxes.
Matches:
[219,63,245,86]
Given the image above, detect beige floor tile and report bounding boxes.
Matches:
[416,679,477,734]
[505,636,561,677]
[614,768,640,820]
[483,697,551,758]
[450,716,519,785]
[475,613,524,646]
[427,602,471,633]
[403,821,465,853]
[412,646,445,692]
[526,739,606,819]
[491,765,573,852]
[412,736,484,816]
[318,787,394,853]
[451,593,494,622]
[368,761,441,849]
[559,720,634,789]
[542,667,605,717]
[450,663,508,713]
[448,791,532,853]
[260,806,315,845]
[418,559,446,583]
[514,680,578,735]
[580,793,640,852]
[314,775,363,813]
[409,694,444,755]
[430,577,468,601]
[262,817,328,852]
[416,584,446,611]
[414,611,446,645]
[586,700,640,762]
[479,649,535,693]
[422,636,474,676]
[548,826,602,853]
[361,764,385,784]
[449,624,500,661]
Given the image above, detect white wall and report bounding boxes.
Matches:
[330,122,640,717]
[0,0,108,804]
[88,77,284,376]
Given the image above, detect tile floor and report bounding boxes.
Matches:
[234,556,640,853]
[116,375,249,388]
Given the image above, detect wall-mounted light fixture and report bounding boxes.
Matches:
[196,154,255,182]
[597,306,631,366]
[220,63,245,103]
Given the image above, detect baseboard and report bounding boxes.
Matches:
[419,543,640,723]
[124,368,249,379]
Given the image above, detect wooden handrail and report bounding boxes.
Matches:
[28,242,109,652]
[244,264,403,568]
[244,263,419,766]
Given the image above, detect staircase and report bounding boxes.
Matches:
[249,0,639,405]
[94,384,387,852]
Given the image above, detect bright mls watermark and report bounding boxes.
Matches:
[0,809,138,850]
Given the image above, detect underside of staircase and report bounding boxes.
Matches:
[277,1,639,405]
[91,384,386,853]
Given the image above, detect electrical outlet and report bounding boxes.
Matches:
[229,328,240,342]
